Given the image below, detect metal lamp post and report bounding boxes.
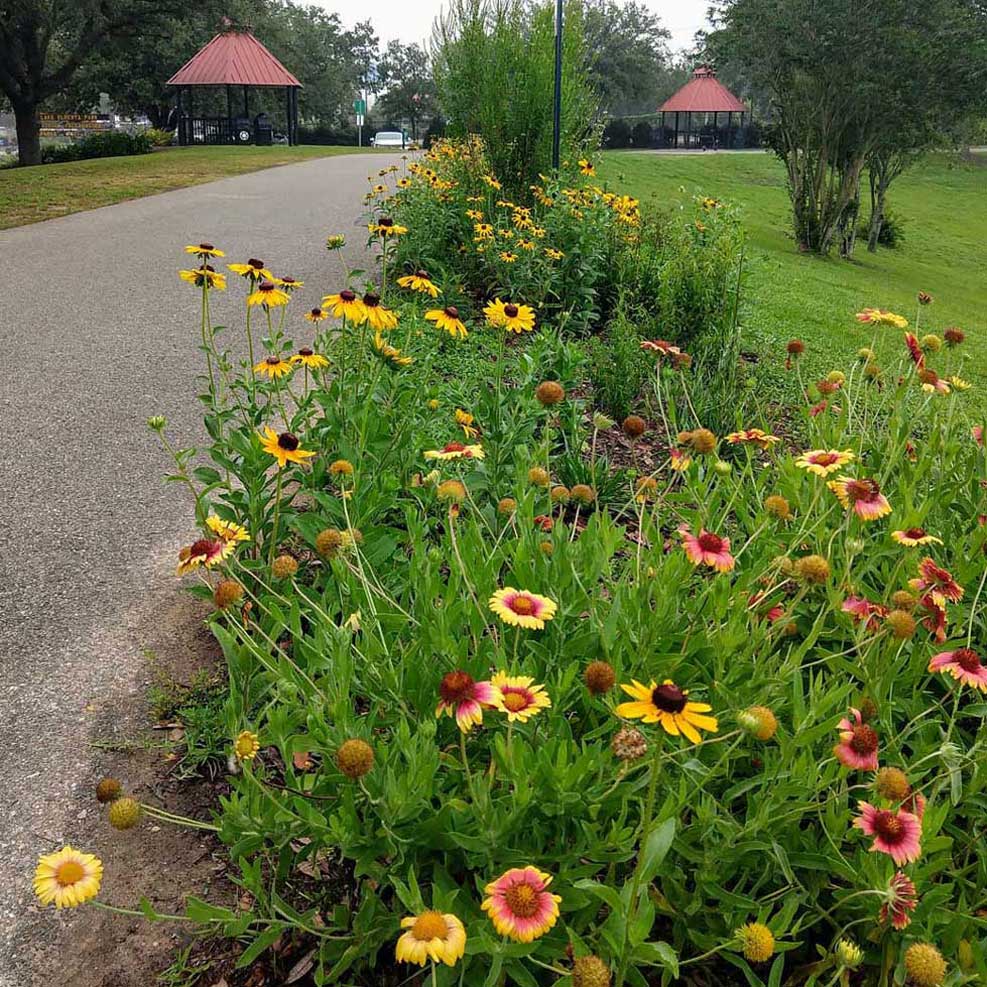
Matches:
[552,0,562,170]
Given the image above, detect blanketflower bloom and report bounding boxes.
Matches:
[833,708,879,770]
[491,673,551,722]
[841,596,888,629]
[34,847,102,908]
[179,265,227,290]
[615,680,717,742]
[888,527,939,548]
[228,258,273,280]
[489,588,557,630]
[424,441,484,461]
[918,593,948,642]
[395,911,466,967]
[854,802,922,865]
[640,339,690,369]
[322,289,367,324]
[679,526,735,573]
[435,670,502,732]
[454,408,478,438]
[879,871,918,929]
[909,557,963,603]
[484,298,536,333]
[670,448,692,471]
[726,428,780,449]
[856,308,908,328]
[247,280,290,308]
[291,347,329,369]
[184,242,224,258]
[425,306,468,339]
[827,477,892,521]
[929,648,987,690]
[397,271,440,296]
[253,355,294,378]
[206,515,250,543]
[362,292,399,331]
[234,730,260,761]
[795,449,855,476]
[481,867,561,942]
[177,537,235,575]
[259,427,317,469]
[904,333,925,368]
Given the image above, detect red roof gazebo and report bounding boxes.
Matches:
[167,28,302,146]
[659,67,748,149]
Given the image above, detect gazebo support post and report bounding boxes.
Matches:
[673,111,680,149]
[226,85,233,142]
[242,85,249,118]
[176,88,184,145]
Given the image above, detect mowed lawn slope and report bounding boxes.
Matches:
[600,150,986,403]
[0,145,372,230]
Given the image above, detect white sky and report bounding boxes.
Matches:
[314,0,710,52]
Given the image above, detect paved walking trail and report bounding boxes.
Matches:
[0,152,393,985]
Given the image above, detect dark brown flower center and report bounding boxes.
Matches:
[847,479,879,502]
[299,347,313,357]
[266,356,281,365]
[310,308,323,317]
[651,683,687,713]
[445,306,460,319]
[503,883,539,917]
[378,216,394,227]
[258,280,275,292]
[363,292,381,307]
[904,527,926,539]
[415,269,430,279]
[199,242,214,251]
[340,289,356,302]
[872,810,904,843]
[698,532,724,553]
[248,258,264,269]
[954,648,982,672]
[849,723,879,755]
[189,538,215,557]
[439,670,474,703]
[504,304,519,318]
[277,432,299,451]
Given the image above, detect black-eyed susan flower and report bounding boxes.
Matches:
[184,242,224,258]
[247,280,290,308]
[615,680,717,742]
[424,441,484,461]
[795,448,855,476]
[397,270,440,297]
[228,258,273,280]
[253,354,294,378]
[259,427,317,469]
[372,333,413,366]
[499,251,518,263]
[322,289,367,324]
[305,306,328,323]
[177,537,234,575]
[234,730,260,761]
[578,158,595,176]
[892,527,941,547]
[484,298,536,333]
[179,265,226,290]
[436,670,502,732]
[545,247,564,260]
[491,672,551,722]
[206,515,250,544]
[395,911,466,967]
[425,305,468,339]
[482,867,560,942]
[34,847,102,908]
[489,588,557,630]
[291,347,329,369]
[368,216,407,236]
[362,292,399,331]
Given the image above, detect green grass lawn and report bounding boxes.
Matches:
[0,145,373,230]
[599,150,986,403]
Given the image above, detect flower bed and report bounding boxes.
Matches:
[34,161,987,987]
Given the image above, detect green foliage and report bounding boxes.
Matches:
[586,308,649,420]
[431,0,599,196]
[143,127,174,148]
[863,208,906,250]
[375,41,436,140]
[41,129,151,163]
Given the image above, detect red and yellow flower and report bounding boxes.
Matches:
[929,648,987,690]
[395,911,466,967]
[833,708,879,770]
[481,867,561,942]
[891,527,941,547]
[679,526,735,573]
[435,670,502,732]
[489,588,557,630]
[795,449,855,476]
[827,476,891,521]
[424,441,484,461]
[854,802,921,865]
[490,673,551,722]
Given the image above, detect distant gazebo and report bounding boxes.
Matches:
[167,27,302,146]
[659,67,748,150]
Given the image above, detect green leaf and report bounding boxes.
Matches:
[640,817,676,884]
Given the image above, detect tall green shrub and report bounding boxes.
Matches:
[431,0,599,196]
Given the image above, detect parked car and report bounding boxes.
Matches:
[370,131,405,149]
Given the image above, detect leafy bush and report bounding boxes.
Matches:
[41,129,152,163]
[298,124,364,146]
[144,127,174,148]
[861,208,907,249]
[630,120,654,148]
[586,307,650,420]
[603,118,632,149]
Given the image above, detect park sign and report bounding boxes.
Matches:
[39,112,112,134]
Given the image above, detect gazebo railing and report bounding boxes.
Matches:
[178,115,241,145]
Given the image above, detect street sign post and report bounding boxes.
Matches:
[354,98,367,147]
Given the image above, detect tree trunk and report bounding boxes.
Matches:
[867,177,886,253]
[14,102,42,166]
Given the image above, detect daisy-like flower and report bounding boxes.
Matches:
[304,307,329,323]
[827,477,892,521]
[179,266,226,290]
[362,292,399,331]
[484,298,536,333]
[259,427,317,469]
[499,251,518,263]
[206,515,250,543]
[481,174,502,190]
[425,305,468,339]
[833,708,879,770]
[291,347,329,369]
[184,242,224,258]
[397,270,440,297]
[578,158,596,176]
[795,449,855,476]
[177,537,234,575]
[34,847,102,908]
[489,588,557,630]
[726,428,780,449]
[395,911,466,967]
[929,648,987,690]
[491,673,551,722]
[373,333,413,367]
[253,354,294,378]
[679,525,735,573]
[892,527,942,547]
[545,247,564,260]
[435,670,502,732]
[234,730,260,761]
[454,409,479,438]
[228,258,273,280]
[247,280,290,308]
[481,867,561,942]
[909,557,964,603]
[424,441,485,461]
[879,871,918,930]
[321,289,367,324]
[670,447,692,471]
[616,679,717,742]
[368,216,408,237]
[856,308,908,328]
[277,275,303,292]
[918,593,948,642]
[854,802,922,865]
[842,596,888,629]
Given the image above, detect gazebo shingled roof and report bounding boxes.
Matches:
[167,30,302,88]
[660,67,745,114]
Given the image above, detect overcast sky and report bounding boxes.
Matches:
[314,0,710,51]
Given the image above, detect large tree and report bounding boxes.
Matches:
[0,0,185,164]
[375,41,435,139]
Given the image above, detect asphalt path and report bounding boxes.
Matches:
[0,151,395,984]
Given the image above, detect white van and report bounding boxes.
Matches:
[370,131,405,148]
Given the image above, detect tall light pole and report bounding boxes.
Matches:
[552,0,563,170]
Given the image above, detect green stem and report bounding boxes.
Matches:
[268,468,284,567]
